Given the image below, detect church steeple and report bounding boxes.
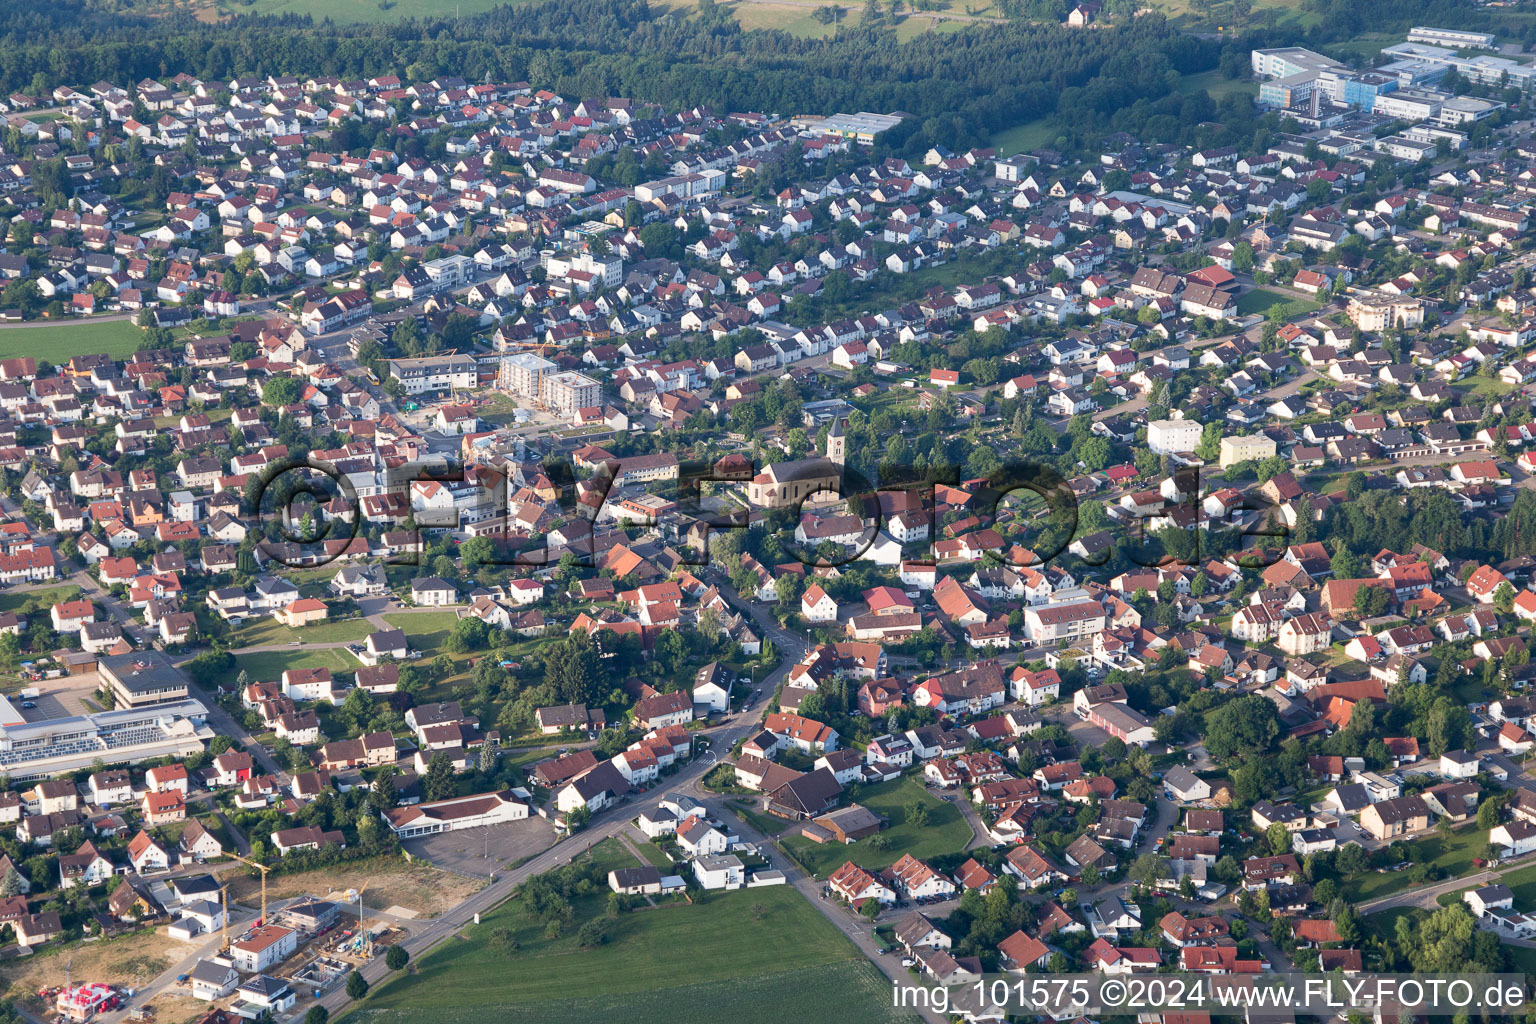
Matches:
[826,416,846,467]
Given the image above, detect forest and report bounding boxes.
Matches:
[0,0,1478,156]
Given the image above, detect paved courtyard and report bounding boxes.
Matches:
[402,817,560,879]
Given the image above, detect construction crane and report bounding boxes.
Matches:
[226,852,271,924]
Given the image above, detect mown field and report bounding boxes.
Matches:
[781,776,971,877]
[228,616,376,648]
[0,585,81,615]
[0,319,144,360]
[233,646,359,681]
[350,959,915,1024]
[346,861,918,1024]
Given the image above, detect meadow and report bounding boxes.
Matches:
[347,839,919,1024]
[781,776,972,877]
[0,319,144,361]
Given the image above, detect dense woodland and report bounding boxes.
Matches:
[0,0,1495,156]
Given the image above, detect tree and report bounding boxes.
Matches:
[346,971,369,999]
[1204,695,1282,760]
[306,1008,329,1024]
[447,616,489,654]
[575,920,608,947]
[490,927,519,955]
[1352,582,1391,619]
[1266,821,1292,855]
[905,799,931,828]
[1477,799,1501,830]
[0,868,21,897]
[1195,422,1222,462]
[262,376,304,407]
[1494,581,1516,616]
[1425,697,1472,756]
[423,752,456,802]
[1335,843,1369,878]
[544,632,603,706]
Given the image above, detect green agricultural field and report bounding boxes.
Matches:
[782,776,971,877]
[990,119,1058,157]
[350,960,913,1024]
[347,860,917,1024]
[216,0,516,24]
[1175,68,1260,100]
[0,319,144,361]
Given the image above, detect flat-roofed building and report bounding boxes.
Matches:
[0,699,212,780]
[541,371,601,418]
[1220,433,1278,469]
[382,789,530,838]
[99,650,189,708]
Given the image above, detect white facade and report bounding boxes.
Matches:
[1147,419,1202,456]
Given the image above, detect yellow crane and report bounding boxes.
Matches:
[218,883,231,953]
[226,852,271,924]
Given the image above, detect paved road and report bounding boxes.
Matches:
[1088,334,1229,424]
[290,623,798,1019]
[1358,866,1506,916]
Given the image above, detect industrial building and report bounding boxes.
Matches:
[0,698,212,780]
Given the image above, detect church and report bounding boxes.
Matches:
[746,418,846,510]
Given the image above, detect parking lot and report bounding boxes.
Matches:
[402,818,558,878]
[13,672,101,722]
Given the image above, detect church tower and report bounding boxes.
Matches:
[826,416,846,467]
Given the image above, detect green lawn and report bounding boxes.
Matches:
[1454,376,1517,398]
[0,585,81,615]
[630,840,674,870]
[782,777,971,878]
[348,876,907,1022]
[1235,289,1320,318]
[990,119,1057,157]
[1348,825,1490,901]
[153,407,232,429]
[383,611,462,652]
[0,319,145,361]
[228,616,374,648]
[233,647,359,683]
[1176,68,1259,100]
[1439,859,1536,908]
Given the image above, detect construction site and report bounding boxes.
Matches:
[4,867,411,1024]
[168,887,408,1024]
